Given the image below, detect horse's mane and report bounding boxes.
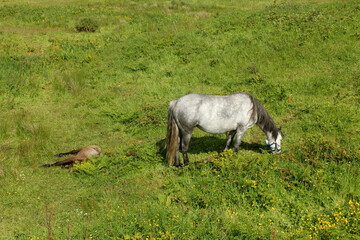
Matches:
[247,93,283,139]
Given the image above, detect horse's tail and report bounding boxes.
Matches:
[165,102,179,166]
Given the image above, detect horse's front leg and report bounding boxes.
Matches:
[233,127,246,153]
[224,130,236,151]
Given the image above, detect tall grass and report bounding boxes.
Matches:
[0,0,360,239]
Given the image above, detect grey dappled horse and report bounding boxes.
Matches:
[165,92,284,167]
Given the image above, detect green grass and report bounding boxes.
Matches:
[1,0,360,239]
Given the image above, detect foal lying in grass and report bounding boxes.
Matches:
[40,145,101,168]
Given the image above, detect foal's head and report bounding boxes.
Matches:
[265,127,283,154]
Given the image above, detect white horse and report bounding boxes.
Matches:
[165,92,283,167]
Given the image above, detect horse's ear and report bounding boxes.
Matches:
[279,126,284,138]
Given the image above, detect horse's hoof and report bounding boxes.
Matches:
[174,164,183,169]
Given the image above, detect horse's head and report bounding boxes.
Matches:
[265,127,283,154]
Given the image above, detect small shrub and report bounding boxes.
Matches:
[75,18,99,33]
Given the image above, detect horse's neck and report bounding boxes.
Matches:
[257,122,273,135]
[256,116,277,140]
[251,97,278,140]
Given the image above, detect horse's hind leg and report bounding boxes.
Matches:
[174,136,181,167]
[181,132,192,166]
[224,130,236,151]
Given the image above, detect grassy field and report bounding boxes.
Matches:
[1,0,360,239]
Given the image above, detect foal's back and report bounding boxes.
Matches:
[78,145,101,159]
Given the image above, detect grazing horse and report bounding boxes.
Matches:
[40,145,101,168]
[165,92,283,167]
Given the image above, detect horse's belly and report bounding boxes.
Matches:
[197,121,237,134]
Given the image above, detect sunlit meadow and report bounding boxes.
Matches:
[0,0,360,239]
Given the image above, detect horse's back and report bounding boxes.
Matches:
[172,93,252,114]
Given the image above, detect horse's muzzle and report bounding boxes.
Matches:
[266,141,281,155]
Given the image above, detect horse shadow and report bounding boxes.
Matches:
[156,136,267,161]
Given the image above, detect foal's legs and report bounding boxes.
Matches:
[54,148,81,157]
[233,127,247,153]
[224,130,236,151]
